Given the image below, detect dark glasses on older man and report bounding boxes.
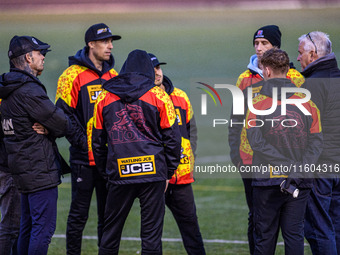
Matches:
[307,32,318,54]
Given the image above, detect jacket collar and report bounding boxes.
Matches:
[162,75,174,95]
[260,78,296,100]
[68,47,115,75]
[247,54,263,77]
[302,53,338,77]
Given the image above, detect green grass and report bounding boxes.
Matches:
[50,177,313,254]
[51,177,252,255]
[0,6,339,254]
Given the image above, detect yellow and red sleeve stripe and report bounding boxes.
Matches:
[171,88,193,123]
[142,87,176,129]
[55,65,88,107]
[287,68,305,88]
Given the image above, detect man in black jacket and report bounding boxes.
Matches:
[247,48,322,255]
[92,49,181,255]
[0,35,71,255]
[0,112,20,255]
[297,31,340,255]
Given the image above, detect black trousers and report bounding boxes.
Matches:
[253,186,310,255]
[99,181,166,255]
[241,177,254,255]
[66,164,108,255]
[165,183,206,255]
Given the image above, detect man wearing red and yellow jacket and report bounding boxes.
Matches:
[149,53,205,255]
[228,25,305,255]
[55,23,121,254]
[92,49,181,255]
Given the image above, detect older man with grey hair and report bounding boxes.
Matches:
[297,31,340,255]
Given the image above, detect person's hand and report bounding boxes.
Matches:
[165,180,169,193]
[32,122,48,135]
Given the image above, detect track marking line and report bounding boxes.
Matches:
[52,235,309,246]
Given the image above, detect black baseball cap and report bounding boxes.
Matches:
[148,53,167,67]
[8,35,51,59]
[85,23,121,45]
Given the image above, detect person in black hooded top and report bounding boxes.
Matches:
[0,109,20,255]
[0,35,71,255]
[92,49,181,255]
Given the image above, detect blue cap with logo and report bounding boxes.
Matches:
[8,35,51,59]
[148,53,167,67]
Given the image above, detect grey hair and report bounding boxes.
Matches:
[298,31,332,57]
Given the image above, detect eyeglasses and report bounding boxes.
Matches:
[306,32,318,54]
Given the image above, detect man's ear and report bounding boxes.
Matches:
[88,41,95,49]
[265,66,272,78]
[25,53,32,63]
[310,51,318,62]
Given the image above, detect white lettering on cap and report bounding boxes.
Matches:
[32,38,38,45]
[97,28,108,34]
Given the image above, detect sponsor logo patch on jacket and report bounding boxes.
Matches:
[2,119,14,135]
[118,155,156,177]
[175,109,182,125]
[87,85,102,103]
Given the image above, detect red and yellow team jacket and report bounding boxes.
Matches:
[163,76,197,185]
[245,79,322,187]
[55,47,118,166]
[91,50,181,184]
[228,59,305,166]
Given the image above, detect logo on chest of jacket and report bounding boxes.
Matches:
[87,85,102,103]
[175,108,182,125]
[2,119,15,135]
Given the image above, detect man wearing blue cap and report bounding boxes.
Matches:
[56,23,121,254]
[0,35,71,255]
